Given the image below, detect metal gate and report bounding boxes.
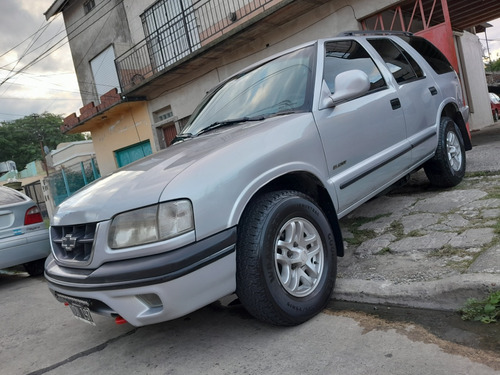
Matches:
[361,0,459,71]
[23,181,48,219]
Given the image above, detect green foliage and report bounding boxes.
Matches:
[459,290,500,324]
[0,112,85,170]
[486,58,500,72]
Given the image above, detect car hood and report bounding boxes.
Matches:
[52,114,306,225]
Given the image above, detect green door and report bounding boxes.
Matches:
[115,140,152,168]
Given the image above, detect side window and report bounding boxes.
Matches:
[368,39,424,84]
[324,40,386,94]
[404,36,454,74]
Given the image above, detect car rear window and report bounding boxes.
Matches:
[0,187,28,205]
[400,35,454,75]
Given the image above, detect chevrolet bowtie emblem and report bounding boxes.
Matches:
[61,234,78,252]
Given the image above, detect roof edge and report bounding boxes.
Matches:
[44,0,70,20]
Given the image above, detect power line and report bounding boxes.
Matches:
[0,14,59,60]
[0,0,127,121]
[0,0,122,88]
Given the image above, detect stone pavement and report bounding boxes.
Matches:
[335,122,500,311]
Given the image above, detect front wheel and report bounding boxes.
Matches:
[424,116,466,188]
[236,190,337,326]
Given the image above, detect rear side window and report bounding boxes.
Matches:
[368,38,424,84]
[0,187,27,205]
[323,40,386,94]
[403,36,454,74]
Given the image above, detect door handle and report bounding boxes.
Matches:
[390,98,401,110]
[429,86,438,95]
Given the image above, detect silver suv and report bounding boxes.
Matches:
[45,32,470,327]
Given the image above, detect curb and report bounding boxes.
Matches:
[333,273,500,311]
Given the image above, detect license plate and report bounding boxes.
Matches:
[57,293,95,326]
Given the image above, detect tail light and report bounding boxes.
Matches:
[25,206,43,225]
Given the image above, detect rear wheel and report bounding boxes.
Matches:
[424,116,466,188]
[23,258,45,276]
[236,190,337,326]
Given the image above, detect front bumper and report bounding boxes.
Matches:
[45,228,237,326]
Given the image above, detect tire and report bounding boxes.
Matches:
[424,116,466,188]
[236,190,337,326]
[494,110,499,122]
[23,259,46,276]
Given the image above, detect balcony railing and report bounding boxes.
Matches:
[115,0,281,92]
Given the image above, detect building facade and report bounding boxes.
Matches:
[45,0,500,175]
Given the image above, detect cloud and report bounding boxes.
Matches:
[0,0,82,123]
[478,19,500,61]
[0,0,36,52]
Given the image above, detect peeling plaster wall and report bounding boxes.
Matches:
[90,102,153,176]
[62,0,133,105]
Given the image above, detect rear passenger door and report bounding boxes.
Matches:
[367,38,441,164]
[314,39,411,215]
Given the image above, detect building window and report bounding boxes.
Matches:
[83,0,95,15]
[158,111,173,122]
[90,45,121,102]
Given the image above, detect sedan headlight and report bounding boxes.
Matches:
[109,200,194,249]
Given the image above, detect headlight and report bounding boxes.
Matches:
[109,200,194,249]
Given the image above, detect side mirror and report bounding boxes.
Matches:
[320,69,371,109]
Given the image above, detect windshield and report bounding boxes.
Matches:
[181,45,315,136]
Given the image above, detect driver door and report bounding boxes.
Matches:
[313,39,411,215]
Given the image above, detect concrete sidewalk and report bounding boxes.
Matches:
[335,122,500,311]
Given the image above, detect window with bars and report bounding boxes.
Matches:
[83,0,95,15]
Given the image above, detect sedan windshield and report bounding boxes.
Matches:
[181,45,315,136]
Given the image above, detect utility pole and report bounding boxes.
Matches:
[32,114,49,176]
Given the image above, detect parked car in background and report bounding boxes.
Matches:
[45,32,471,327]
[0,186,50,275]
[489,92,500,122]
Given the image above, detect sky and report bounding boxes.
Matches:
[1,2,500,124]
[480,18,500,63]
[0,0,82,123]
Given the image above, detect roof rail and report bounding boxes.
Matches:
[338,30,414,37]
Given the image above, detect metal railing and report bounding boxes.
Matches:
[45,158,101,207]
[115,0,279,92]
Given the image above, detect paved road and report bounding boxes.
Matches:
[1,272,498,375]
[3,124,500,375]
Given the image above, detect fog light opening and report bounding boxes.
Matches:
[137,293,163,309]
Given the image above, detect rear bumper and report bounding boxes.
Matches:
[45,228,237,326]
[0,229,50,269]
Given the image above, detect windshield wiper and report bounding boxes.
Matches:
[170,133,193,145]
[196,116,265,136]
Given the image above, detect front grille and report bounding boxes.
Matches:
[51,223,97,264]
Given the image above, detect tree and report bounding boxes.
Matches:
[486,58,500,72]
[0,112,86,170]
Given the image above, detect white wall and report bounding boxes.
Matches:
[455,31,493,130]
